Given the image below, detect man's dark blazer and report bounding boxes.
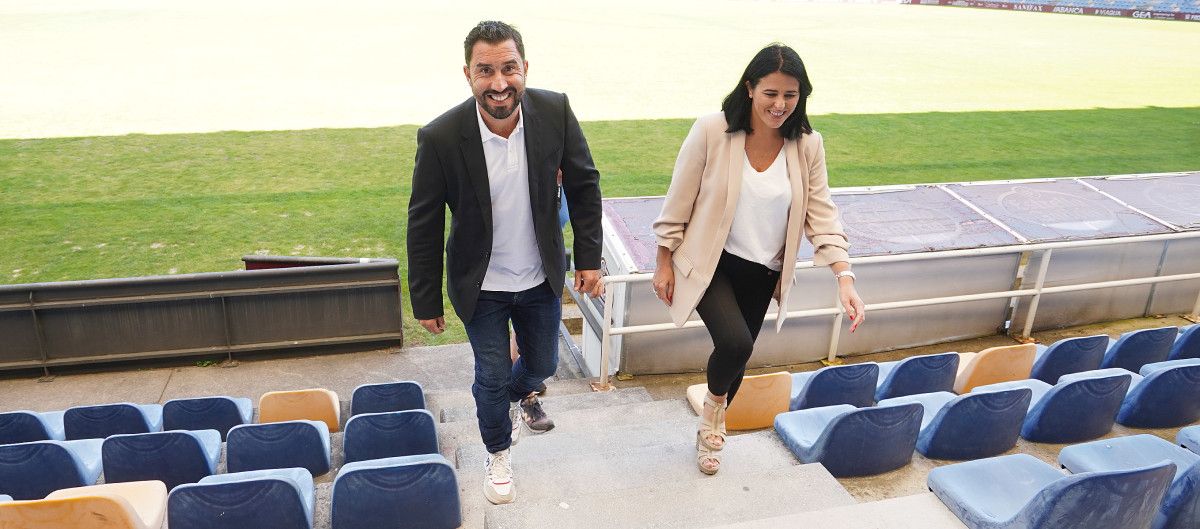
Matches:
[407,88,603,324]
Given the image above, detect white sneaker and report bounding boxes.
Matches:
[484,449,515,504]
[509,401,523,446]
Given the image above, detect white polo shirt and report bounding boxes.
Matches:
[477,104,546,292]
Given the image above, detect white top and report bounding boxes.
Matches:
[477,105,546,292]
[724,148,792,271]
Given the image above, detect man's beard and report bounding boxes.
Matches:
[478,88,521,120]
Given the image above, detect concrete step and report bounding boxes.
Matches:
[439,386,654,423]
[483,463,855,529]
[711,493,967,529]
[561,303,583,334]
[458,416,703,470]
[426,378,597,423]
[438,398,694,462]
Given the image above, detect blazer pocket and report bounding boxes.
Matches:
[672,252,695,278]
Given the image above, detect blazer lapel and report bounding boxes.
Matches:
[519,93,542,217]
[777,136,808,332]
[724,131,746,228]
[459,102,493,235]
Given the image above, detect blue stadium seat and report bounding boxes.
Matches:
[0,439,102,500]
[227,420,331,476]
[343,410,439,464]
[1059,435,1199,529]
[1180,426,1200,456]
[350,381,426,416]
[789,363,879,410]
[63,402,163,440]
[1103,326,1178,373]
[1117,359,1200,428]
[102,430,221,490]
[976,368,1132,443]
[168,467,315,529]
[1030,335,1107,384]
[332,453,461,529]
[879,388,1031,460]
[163,396,253,440]
[773,403,922,477]
[874,353,959,401]
[0,494,9,502]
[0,410,65,444]
[1170,325,1200,361]
[929,453,1175,529]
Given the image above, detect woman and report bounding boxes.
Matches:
[651,44,866,475]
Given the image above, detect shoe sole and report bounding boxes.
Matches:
[484,486,515,505]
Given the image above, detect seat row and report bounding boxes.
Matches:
[930,431,1200,529]
[772,359,1200,477]
[0,381,426,444]
[0,456,461,529]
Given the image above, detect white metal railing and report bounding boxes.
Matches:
[584,231,1200,390]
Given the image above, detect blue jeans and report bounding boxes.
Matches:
[464,281,561,453]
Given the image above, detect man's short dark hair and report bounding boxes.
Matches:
[464,21,525,64]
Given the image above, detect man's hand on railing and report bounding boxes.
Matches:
[575,269,604,298]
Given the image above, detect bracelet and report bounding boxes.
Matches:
[834,270,856,281]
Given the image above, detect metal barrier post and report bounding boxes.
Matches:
[1020,248,1054,340]
[591,283,616,392]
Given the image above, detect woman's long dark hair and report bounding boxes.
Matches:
[721,44,813,139]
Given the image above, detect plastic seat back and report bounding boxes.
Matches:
[920,388,1031,461]
[1181,426,1200,456]
[102,431,220,490]
[227,420,331,476]
[1017,461,1175,529]
[876,353,959,401]
[163,397,252,440]
[807,403,922,477]
[332,453,461,529]
[686,372,790,430]
[0,441,97,500]
[1031,335,1107,384]
[1103,326,1178,373]
[344,410,439,464]
[168,468,313,529]
[1118,362,1200,428]
[0,412,58,445]
[350,382,426,416]
[1022,371,1131,443]
[791,363,879,410]
[1170,325,1200,360]
[259,389,341,433]
[954,344,1036,394]
[64,404,159,441]
[0,495,146,529]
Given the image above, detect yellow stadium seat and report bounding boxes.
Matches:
[954,344,1037,394]
[0,480,166,529]
[258,388,341,432]
[687,372,791,431]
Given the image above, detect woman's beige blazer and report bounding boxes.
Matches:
[652,112,850,331]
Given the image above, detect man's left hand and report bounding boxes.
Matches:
[574,269,604,298]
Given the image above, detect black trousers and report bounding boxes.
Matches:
[695,250,781,405]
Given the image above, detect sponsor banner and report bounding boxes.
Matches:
[907,0,1199,21]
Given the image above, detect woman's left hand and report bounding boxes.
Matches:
[838,281,866,333]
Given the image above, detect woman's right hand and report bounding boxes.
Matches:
[653,246,675,306]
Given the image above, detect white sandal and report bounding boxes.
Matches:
[697,392,727,475]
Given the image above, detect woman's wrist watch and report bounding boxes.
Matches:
[834,270,856,282]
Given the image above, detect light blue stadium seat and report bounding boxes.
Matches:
[874,353,959,401]
[1060,435,1200,529]
[0,439,103,500]
[350,381,426,416]
[1103,327,1178,373]
[332,453,461,529]
[1031,335,1107,384]
[1180,426,1200,456]
[1117,359,1200,428]
[0,410,65,444]
[879,388,1031,460]
[0,494,9,502]
[227,420,331,476]
[343,410,439,464]
[102,430,221,490]
[63,402,163,440]
[929,453,1175,529]
[169,467,315,529]
[976,368,1132,443]
[1170,325,1200,361]
[789,363,879,411]
[163,396,253,440]
[773,402,922,477]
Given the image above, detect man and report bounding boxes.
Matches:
[406,20,604,505]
